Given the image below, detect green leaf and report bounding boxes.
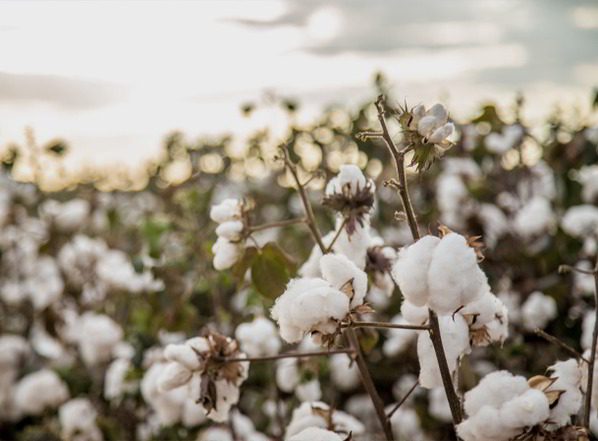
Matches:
[251,242,296,299]
[231,246,258,279]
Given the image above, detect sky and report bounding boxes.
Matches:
[0,0,597,175]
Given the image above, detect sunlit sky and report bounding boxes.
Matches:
[0,0,597,172]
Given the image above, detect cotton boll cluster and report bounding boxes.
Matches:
[512,197,555,239]
[383,314,418,357]
[417,315,470,388]
[521,292,557,331]
[39,198,90,232]
[285,401,365,438]
[272,253,367,344]
[235,317,281,357]
[59,398,103,441]
[409,103,455,153]
[561,205,598,238]
[210,198,246,270]
[157,332,249,422]
[484,125,524,154]
[329,353,360,391]
[71,312,124,366]
[457,371,550,441]
[14,369,70,416]
[392,233,488,315]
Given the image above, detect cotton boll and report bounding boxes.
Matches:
[500,389,550,430]
[521,291,557,331]
[332,220,372,270]
[329,353,360,391]
[418,315,470,388]
[15,369,70,415]
[276,358,300,393]
[392,235,440,307]
[73,312,123,366]
[429,387,453,422]
[0,335,29,368]
[215,220,244,240]
[235,317,281,357]
[210,199,242,223]
[287,427,343,441]
[401,301,429,325]
[212,237,243,270]
[140,362,186,426]
[562,205,598,238]
[320,253,368,308]
[104,358,138,400]
[427,233,487,315]
[478,203,509,249]
[545,359,584,429]
[463,371,529,418]
[579,165,598,203]
[459,290,498,329]
[157,362,192,392]
[383,315,418,357]
[582,311,596,351]
[295,379,322,402]
[485,299,509,345]
[389,407,425,441]
[325,164,368,196]
[181,397,208,427]
[512,197,555,238]
[59,398,103,441]
[285,401,364,437]
[164,342,201,371]
[197,427,233,441]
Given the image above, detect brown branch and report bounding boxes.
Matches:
[326,217,348,253]
[344,321,430,331]
[372,94,463,426]
[217,348,355,363]
[533,328,588,363]
[248,217,307,233]
[559,264,597,275]
[583,258,598,429]
[345,328,394,440]
[387,380,419,418]
[281,145,327,253]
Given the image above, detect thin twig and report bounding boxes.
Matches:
[559,264,597,275]
[372,94,463,426]
[281,145,327,253]
[344,321,430,331]
[326,217,348,253]
[217,348,355,363]
[533,328,588,363]
[583,258,598,429]
[387,380,419,418]
[345,328,394,440]
[248,217,307,233]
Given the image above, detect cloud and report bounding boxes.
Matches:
[0,72,126,109]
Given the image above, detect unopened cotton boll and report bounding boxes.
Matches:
[15,369,70,415]
[521,291,557,331]
[329,353,360,391]
[271,277,350,343]
[417,315,470,388]
[562,205,598,238]
[210,198,242,223]
[287,427,343,441]
[235,317,281,357]
[59,398,103,441]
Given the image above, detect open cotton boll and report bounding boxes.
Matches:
[500,389,550,430]
[215,220,244,241]
[104,358,138,400]
[59,398,103,441]
[212,237,243,270]
[418,315,470,388]
[427,233,487,315]
[331,219,372,270]
[276,358,300,393]
[463,371,530,418]
[392,235,440,307]
[383,315,419,357]
[582,311,596,351]
[429,387,453,422]
[295,379,322,402]
[478,203,509,249]
[521,291,557,331]
[320,253,368,308]
[285,401,364,438]
[401,300,429,325]
[325,164,368,196]
[271,278,349,343]
[210,199,242,223]
[388,407,425,441]
[141,362,188,426]
[512,197,555,238]
[459,290,499,329]
[545,359,584,429]
[561,205,598,238]
[0,335,29,368]
[15,369,70,415]
[287,427,344,441]
[579,165,598,203]
[235,317,281,357]
[74,312,123,366]
[329,353,360,391]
